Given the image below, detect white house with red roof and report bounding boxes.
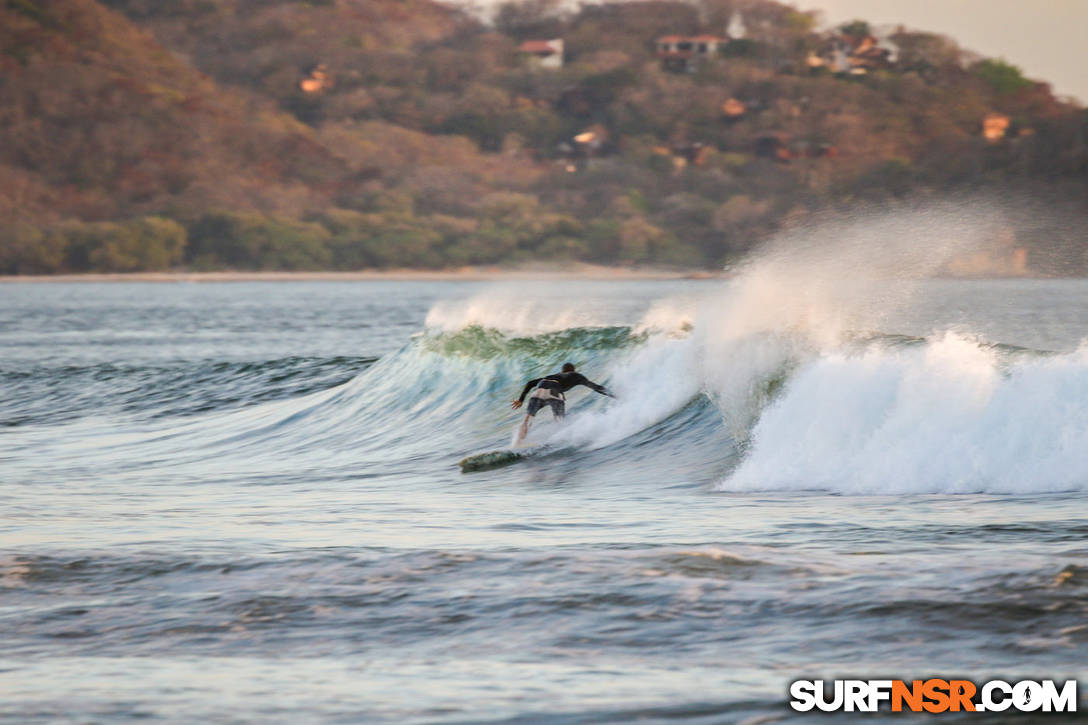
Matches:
[518,39,564,70]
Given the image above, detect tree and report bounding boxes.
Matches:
[186,211,330,270]
[891,31,964,73]
[617,216,666,263]
[494,0,565,39]
[839,20,870,38]
[973,59,1033,95]
[0,223,65,274]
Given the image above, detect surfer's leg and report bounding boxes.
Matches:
[516,414,532,444]
[519,397,545,443]
[551,399,565,421]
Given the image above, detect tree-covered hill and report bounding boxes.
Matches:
[2,0,1086,274]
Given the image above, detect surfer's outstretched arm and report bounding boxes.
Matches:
[512,378,542,408]
[574,374,614,398]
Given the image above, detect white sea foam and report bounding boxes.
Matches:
[720,334,1088,493]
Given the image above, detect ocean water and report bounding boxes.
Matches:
[2,275,1087,723]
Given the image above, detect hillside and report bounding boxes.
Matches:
[2,0,1087,274]
[0,0,363,215]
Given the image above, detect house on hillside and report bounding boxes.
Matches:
[721,97,746,121]
[556,125,609,171]
[299,64,331,93]
[809,32,896,76]
[656,35,726,73]
[755,133,838,163]
[843,33,895,71]
[982,113,1012,142]
[518,39,564,70]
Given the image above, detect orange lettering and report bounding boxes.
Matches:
[892,680,924,712]
[949,680,976,712]
[923,679,951,713]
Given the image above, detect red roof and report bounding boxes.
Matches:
[657,35,686,44]
[519,40,559,55]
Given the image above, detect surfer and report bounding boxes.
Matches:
[512,362,613,444]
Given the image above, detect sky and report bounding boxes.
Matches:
[456,0,1087,104]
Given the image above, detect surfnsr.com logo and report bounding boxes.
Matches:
[789,679,1078,713]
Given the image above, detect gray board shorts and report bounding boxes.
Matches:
[526,387,566,417]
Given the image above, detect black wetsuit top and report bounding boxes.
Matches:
[517,371,611,403]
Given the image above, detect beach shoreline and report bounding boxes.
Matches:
[0,265,725,283]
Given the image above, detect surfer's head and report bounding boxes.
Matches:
[561,362,576,373]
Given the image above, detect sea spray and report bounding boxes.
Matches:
[672,202,1008,444]
[424,283,642,333]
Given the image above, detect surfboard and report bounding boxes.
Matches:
[458,445,554,473]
